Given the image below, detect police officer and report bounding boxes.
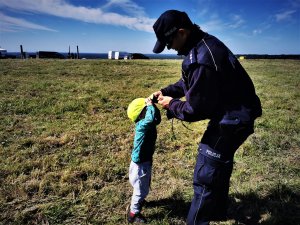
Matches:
[152,10,262,225]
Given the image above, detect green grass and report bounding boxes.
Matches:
[0,59,299,225]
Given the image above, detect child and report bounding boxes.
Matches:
[126,97,161,223]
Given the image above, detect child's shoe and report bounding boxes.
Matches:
[127,211,147,224]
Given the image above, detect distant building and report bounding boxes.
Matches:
[108,51,149,60]
[114,51,129,60]
[108,51,129,60]
[108,51,115,59]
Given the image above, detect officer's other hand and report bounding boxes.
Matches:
[152,91,163,98]
[158,96,173,109]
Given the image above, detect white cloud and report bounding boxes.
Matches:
[0,12,57,32]
[252,29,262,35]
[275,10,297,22]
[102,0,146,17]
[228,15,245,29]
[252,22,272,36]
[201,14,245,32]
[0,0,155,32]
[194,7,209,18]
[201,19,224,32]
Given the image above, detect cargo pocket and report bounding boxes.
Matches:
[194,157,217,187]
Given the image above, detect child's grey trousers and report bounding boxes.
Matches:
[129,161,152,214]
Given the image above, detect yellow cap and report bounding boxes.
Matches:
[127,98,146,122]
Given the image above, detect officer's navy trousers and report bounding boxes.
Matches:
[187,120,253,225]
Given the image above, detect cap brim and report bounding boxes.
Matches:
[153,39,166,54]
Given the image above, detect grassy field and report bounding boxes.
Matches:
[0,59,299,225]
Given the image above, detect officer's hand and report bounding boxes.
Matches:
[152,91,163,99]
[158,96,173,109]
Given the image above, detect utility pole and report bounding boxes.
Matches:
[76,45,79,59]
[68,45,71,59]
[20,45,25,59]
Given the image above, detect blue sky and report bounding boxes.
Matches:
[0,0,299,54]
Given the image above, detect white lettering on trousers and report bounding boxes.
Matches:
[206,149,221,159]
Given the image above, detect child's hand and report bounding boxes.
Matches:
[145,98,153,106]
[148,94,158,103]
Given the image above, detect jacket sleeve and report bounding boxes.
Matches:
[154,106,161,125]
[161,78,185,99]
[138,105,156,130]
[167,66,220,122]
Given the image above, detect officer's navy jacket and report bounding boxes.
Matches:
[161,31,262,125]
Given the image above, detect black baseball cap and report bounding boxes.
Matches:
[153,10,194,53]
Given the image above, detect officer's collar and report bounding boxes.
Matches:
[177,25,206,56]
